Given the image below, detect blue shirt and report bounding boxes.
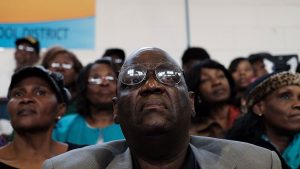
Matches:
[53,114,124,145]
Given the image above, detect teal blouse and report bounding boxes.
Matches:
[53,114,124,145]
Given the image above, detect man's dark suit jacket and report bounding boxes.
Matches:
[43,136,282,169]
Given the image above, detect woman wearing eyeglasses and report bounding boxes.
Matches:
[14,36,40,72]
[42,46,83,101]
[42,46,83,115]
[52,59,124,145]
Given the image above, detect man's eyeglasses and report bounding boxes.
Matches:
[119,63,183,87]
[17,45,34,52]
[88,76,116,85]
[50,62,73,70]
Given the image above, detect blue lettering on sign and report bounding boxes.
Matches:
[0,17,95,49]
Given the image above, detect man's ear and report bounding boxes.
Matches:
[112,97,119,124]
[188,91,196,117]
[252,101,265,117]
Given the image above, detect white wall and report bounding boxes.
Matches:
[96,0,187,61]
[189,0,300,66]
[0,0,299,97]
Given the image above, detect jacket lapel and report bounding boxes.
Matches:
[106,148,133,169]
[105,144,237,169]
[191,144,236,169]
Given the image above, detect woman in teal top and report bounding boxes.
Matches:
[226,71,300,169]
[53,114,124,145]
[53,59,124,145]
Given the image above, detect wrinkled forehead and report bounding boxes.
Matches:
[123,48,180,68]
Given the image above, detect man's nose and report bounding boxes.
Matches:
[139,72,165,96]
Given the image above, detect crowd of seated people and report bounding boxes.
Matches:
[43,47,282,169]
[0,37,299,168]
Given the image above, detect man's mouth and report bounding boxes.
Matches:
[141,99,167,110]
[143,104,165,110]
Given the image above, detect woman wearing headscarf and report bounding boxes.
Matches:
[226,71,300,169]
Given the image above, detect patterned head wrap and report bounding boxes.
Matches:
[246,71,300,112]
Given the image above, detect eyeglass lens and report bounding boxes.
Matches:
[17,45,34,52]
[50,62,73,69]
[88,76,116,85]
